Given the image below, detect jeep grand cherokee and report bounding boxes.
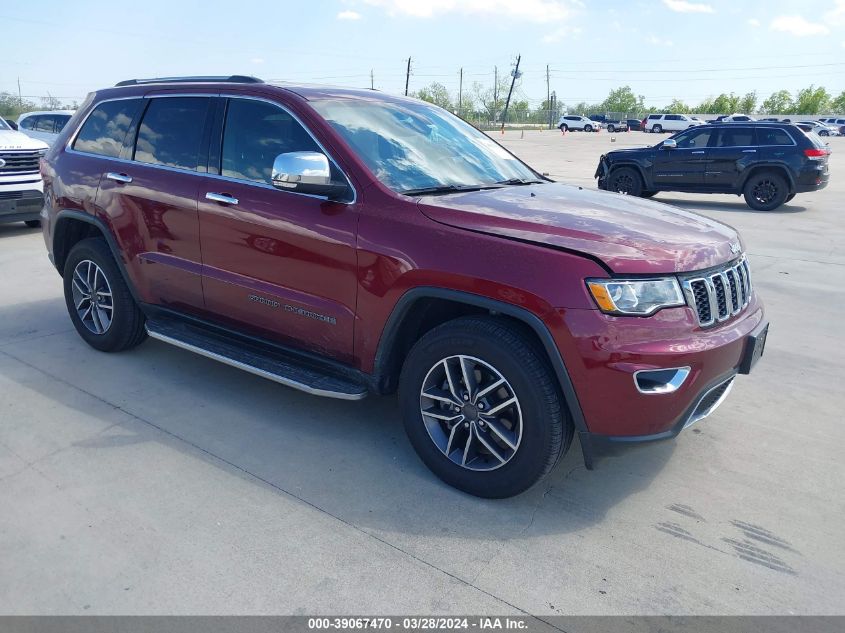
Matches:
[40,76,768,498]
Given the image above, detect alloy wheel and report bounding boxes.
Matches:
[752,179,778,206]
[71,259,114,335]
[419,355,523,472]
[612,172,635,194]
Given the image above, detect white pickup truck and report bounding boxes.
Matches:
[0,116,49,227]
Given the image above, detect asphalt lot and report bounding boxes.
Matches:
[1,130,844,616]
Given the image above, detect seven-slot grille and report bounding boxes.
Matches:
[0,151,42,175]
[682,258,752,327]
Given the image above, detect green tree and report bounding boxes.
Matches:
[831,91,845,114]
[471,78,511,122]
[739,91,758,114]
[0,92,37,119]
[664,99,691,114]
[711,93,741,114]
[794,85,830,115]
[695,98,715,114]
[413,82,453,110]
[601,86,645,115]
[761,90,794,114]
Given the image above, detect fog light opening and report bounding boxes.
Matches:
[634,367,691,394]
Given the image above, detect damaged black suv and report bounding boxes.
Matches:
[596,122,830,211]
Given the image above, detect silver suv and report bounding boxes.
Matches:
[645,113,701,133]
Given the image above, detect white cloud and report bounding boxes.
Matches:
[542,25,581,43]
[770,15,830,36]
[826,0,845,25]
[662,0,714,14]
[646,34,674,47]
[337,9,362,19]
[360,0,578,23]
[747,18,760,27]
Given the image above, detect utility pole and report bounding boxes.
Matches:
[458,68,463,116]
[493,66,498,117]
[500,55,521,134]
[17,77,22,109]
[404,57,411,96]
[546,64,551,130]
[370,69,374,90]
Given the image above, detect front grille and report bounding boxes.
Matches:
[681,258,752,328]
[0,151,42,175]
[0,190,42,201]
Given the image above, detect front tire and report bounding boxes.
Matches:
[607,167,644,196]
[584,124,593,133]
[607,124,615,133]
[63,238,147,352]
[785,193,796,203]
[24,220,41,228]
[640,190,658,198]
[743,171,788,211]
[398,317,570,498]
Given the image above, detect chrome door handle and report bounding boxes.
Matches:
[742,149,757,153]
[205,192,239,205]
[691,151,705,154]
[106,172,132,184]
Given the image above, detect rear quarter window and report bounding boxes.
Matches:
[74,99,144,158]
[757,128,794,146]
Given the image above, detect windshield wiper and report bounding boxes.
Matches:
[399,184,502,196]
[496,178,544,185]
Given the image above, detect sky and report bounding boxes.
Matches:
[1,0,844,109]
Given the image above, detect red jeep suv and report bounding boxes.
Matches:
[40,76,768,498]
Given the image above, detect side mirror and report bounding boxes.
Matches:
[662,139,677,150]
[272,152,349,200]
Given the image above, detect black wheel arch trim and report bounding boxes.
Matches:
[739,163,796,192]
[52,210,141,303]
[373,287,589,435]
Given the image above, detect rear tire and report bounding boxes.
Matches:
[743,171,788,211]
[607,167,644,196]
[398,317,570,498]
[24,220,41,228]
[63,238,147,352]
[653,124,663,133]
[607,124,615,133]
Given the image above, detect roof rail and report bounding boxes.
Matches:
[114,75,264,87]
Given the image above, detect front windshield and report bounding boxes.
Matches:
[310,98,540,193]
[0,118,9,131]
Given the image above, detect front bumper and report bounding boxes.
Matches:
[0,189,44,224]
[548,294,766,465]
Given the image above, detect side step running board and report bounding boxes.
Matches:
[146,318,368,401]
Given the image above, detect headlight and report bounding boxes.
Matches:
[586,277,685,316]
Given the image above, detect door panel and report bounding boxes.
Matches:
[198,180,358,362]
[704,127,756,189]
[198,97,358,362]
[652,127,715,187]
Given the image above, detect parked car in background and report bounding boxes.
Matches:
[558,114,601,132]
[627,118,643,131]
[596,122,829,211]
[17,110,75,146]
[40,75,768,498]
[795,120,836,136]
[759,117,780,122]
[644,113,701,133]
[720,114,757,122]
[588,114,628,133]
[0,116,49,227]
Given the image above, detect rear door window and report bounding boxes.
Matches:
[33,116,57,133]
[134,97,211,171]
[74,99,144,158]
[715,127,755,147]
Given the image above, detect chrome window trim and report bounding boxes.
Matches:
[64,93,357,205]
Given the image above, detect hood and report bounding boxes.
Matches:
[418,183,741,274]
[0,130,49,151]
